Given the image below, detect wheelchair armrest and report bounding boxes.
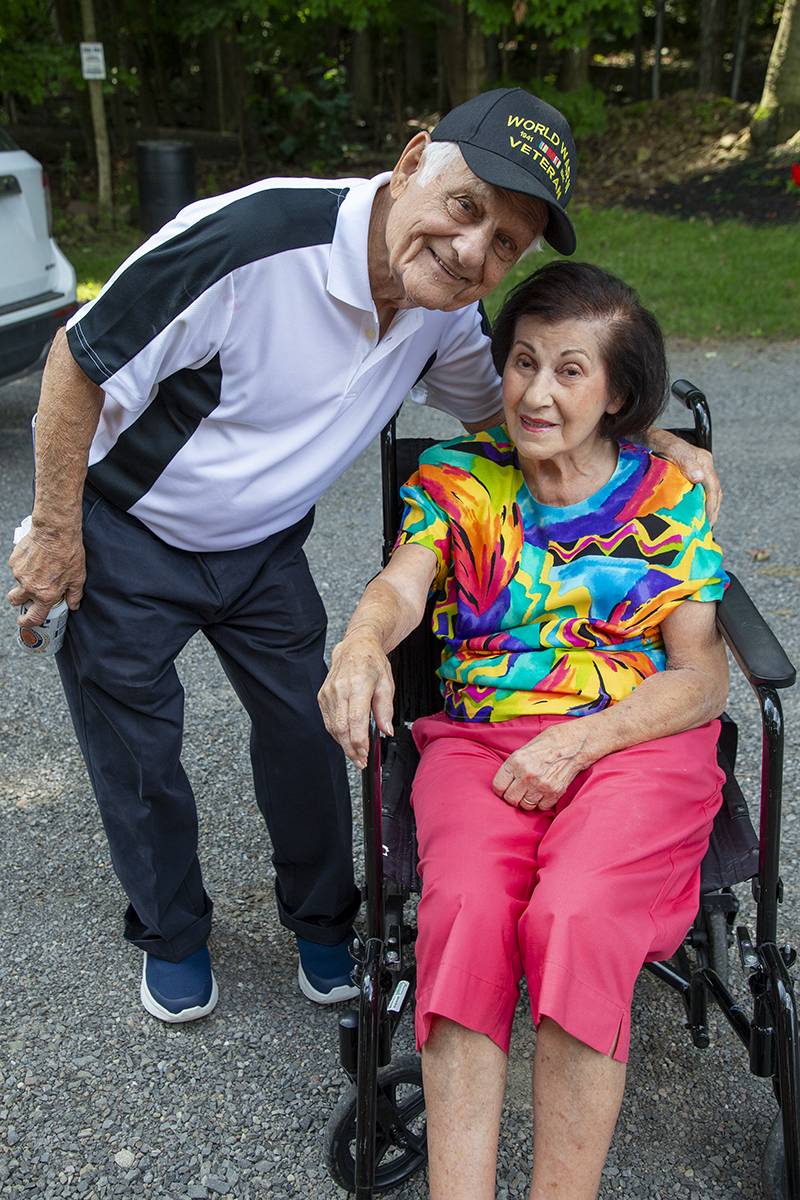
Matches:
[717,572,796,690]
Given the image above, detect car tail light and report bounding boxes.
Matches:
[42,170,53,236]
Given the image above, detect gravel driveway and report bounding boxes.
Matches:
[1,340,798,1200]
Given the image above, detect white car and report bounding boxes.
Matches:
[0,128,77,387]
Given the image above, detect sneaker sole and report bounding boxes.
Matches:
[140,958,219,1024]
[297,961,360,1006]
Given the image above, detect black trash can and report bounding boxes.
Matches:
[137,140,196,236]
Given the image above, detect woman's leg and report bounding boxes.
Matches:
[518,719,724,1196]
[410,715,553,1197]
[529,1018,626,1200]
[423,1017,508,1200]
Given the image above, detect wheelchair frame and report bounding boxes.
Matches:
[326,381,799,1200]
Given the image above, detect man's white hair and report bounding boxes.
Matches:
[416,140,544,255]
[416,139,465,187]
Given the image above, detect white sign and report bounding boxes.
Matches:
[80,42,106,81]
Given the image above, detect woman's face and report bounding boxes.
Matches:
[501,315,623,465]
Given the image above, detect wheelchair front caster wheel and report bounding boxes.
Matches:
[324,1053,427,1194]
[762,1111,788,1199]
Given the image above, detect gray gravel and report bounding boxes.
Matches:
[1,339,798,1200]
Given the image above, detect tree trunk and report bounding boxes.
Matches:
[436,17,449,111]
[465,11,487,98]
[142,6,177,128]
[698,0,727,94]
[730,0,751,100]
[351,28,373,123]
[652,0,665,100]
[440,1,486,108]
[499,24,511,82]
[106,0,129,158]
[558,41,590,91]
[79,0,113,227]
[485,33,500,84]
[389,35,405,137]
[441,1,467,107]
[751,0,800,146]
[403,26,423,104]
[633,3,643,101]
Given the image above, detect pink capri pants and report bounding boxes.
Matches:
[411,712,725,1063]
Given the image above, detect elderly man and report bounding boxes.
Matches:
[7,88,716,1024]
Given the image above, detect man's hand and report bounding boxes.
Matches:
[7,527,86,627]
[491,721,592,811]
[647,428,722,524]
[318,633,395,769]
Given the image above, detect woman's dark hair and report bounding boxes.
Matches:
[491,261,669,440]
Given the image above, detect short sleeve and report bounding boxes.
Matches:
[66,204,238,413]
[654,482,728,617]
[413,302,503,424]
[396,471,452,592]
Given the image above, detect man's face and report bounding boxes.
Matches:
[382,143,546,312]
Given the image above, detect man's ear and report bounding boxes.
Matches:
[389,132,430,199]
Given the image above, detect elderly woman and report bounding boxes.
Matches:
[319,260,728,1200]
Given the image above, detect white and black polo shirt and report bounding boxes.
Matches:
[66,173,503,552]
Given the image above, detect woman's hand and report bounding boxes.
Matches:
[492,721,592,811]
[318,633,395,770]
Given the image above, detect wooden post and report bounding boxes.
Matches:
[79,0,113,228]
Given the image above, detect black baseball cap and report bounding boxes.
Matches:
[431,87,577,255]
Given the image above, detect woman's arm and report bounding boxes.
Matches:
[493,599,728,810]
[318,543,437,768]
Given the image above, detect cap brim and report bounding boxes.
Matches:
[457,142,576,256]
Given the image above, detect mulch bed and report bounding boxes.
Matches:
[575,91,799,225]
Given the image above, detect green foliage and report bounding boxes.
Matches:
[470,0,638,44]
[0,0,70,109]
[505,79,607,138]
[265,62,352,168]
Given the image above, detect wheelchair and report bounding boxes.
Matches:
[324,380,799,1200]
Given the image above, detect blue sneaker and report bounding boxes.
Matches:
[140,946,219,1023]
[297,934,360,1005]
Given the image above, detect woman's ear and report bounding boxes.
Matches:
[605,393,625,415]
[389,132,430,199]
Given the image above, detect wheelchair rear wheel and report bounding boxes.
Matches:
[324,1054,427,1194]
[693,903,731,986]
[762,1111,789,1199]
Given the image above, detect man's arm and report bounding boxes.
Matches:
[7,328,103,626]
[318,543,436,768]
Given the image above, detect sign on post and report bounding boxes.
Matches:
[80,42,106,81]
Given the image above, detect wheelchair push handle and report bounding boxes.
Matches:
[670,379,712,452]
[671,378,706,409]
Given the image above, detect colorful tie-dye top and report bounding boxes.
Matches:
[396,428,727,723]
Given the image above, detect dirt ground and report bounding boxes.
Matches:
[576,91,800,225]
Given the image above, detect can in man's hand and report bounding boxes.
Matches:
[13,515,69,655]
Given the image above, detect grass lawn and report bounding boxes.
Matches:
[487,207,799,339]
[63,207,799,340]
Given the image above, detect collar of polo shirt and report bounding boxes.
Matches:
[326,172,391,316]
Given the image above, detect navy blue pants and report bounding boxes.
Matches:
[57,485,360,961]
